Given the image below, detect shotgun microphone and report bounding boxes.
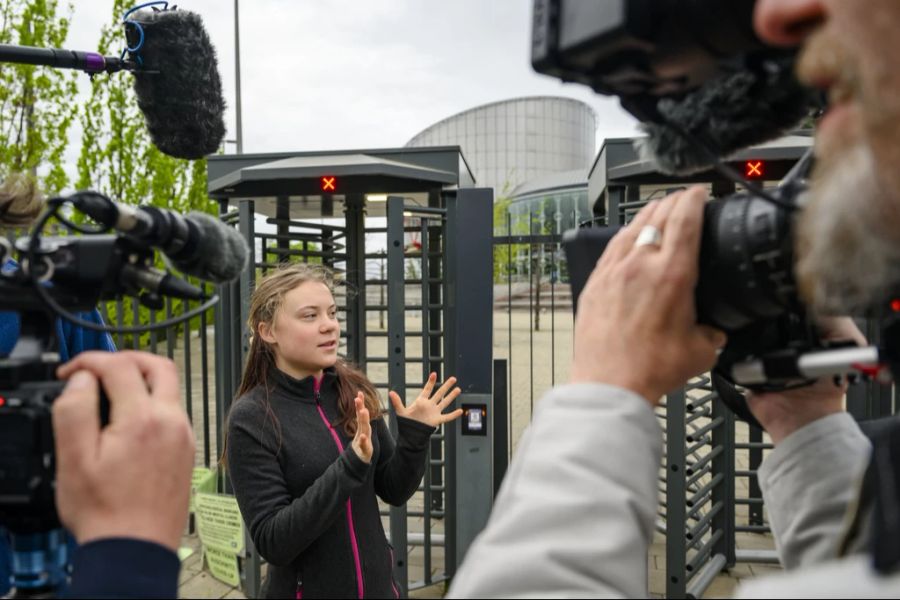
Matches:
[71,191,248,285]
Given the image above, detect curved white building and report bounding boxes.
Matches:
[406,96,596,193]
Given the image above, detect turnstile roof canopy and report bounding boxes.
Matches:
[207,146,476,218]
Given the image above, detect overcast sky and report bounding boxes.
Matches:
[64,0,640,159]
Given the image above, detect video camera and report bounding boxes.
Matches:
[531,0,900,422]
[0,191,226,596]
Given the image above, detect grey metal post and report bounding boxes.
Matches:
[229,278,242,425]
[748,425,764,525]
[238,199,261,600]
[607,185,625,226]
[238,199,256,381]
[233,0,243,154]
[344,193,367,366]
[493,359,509,497]
[445,188,494,569]
[212,290,227,413]
[865,320,894,417]
[386,195,409,595]
[847,318,871,418]
[666,388,688,599]
[625,184,641,220]
[419,216,434,585]
[711,395,736,566]
[428,189,445,512]
[214,200,232,487]
[275,196,290,265]
[443,192,459,578]
[200,289,211,467]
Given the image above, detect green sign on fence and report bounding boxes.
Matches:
[190,468,217,513]
[195,492,245,556]
[205,546,241,587]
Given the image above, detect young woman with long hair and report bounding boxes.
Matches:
[225,264,462,599]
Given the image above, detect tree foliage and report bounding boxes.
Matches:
[0,0,77,195]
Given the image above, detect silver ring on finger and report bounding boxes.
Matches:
[634,225,663,249]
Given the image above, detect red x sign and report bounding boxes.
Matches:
[321,176,336,192]
[745,160,764,179]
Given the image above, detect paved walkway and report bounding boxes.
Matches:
[178,529,776,599]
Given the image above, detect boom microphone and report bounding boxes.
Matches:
[0,3,226,160]
[125,5,226,159]
[71,191,248,284]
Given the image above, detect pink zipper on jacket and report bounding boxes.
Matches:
[389,547,400,599]
[314,376,365,599]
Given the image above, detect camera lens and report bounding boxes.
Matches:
[696,189,799,332]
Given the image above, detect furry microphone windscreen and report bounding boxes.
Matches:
[131,9,226,160]
[636,56,818,176]
[175,211,249,284]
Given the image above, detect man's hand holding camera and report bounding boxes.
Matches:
[571,186,727,404]
[53,351,195,552]
[748,317,867,445]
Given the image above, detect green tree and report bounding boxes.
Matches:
[77,0,218,345]
[0,0,77,195]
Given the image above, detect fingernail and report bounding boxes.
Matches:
[65,371,93,391]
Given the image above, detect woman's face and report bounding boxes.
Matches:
[259,280,341,378]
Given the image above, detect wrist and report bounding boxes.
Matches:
[74,517,182,552]
[764,408,843,446]
[570,368,663,406]
[351,444,371,464]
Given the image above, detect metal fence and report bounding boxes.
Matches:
[100,292,218,470]
[492,210,574,456]
[105,191,898,599]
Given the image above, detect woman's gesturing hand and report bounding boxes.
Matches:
[350,392,373,463]
[389,372,463,427]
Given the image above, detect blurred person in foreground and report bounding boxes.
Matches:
[450,0,900,597]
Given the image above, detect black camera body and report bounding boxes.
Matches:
[0,191,217,596]
[0,378,66,533]
[531,0,778,121]
[0,232,154,535]
[565,185,798,331]
[563,180,813,391]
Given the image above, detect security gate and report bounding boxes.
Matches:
[207,147,494,598]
